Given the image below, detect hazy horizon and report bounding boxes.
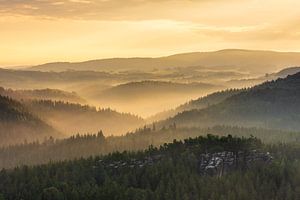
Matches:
[3,48,300,68]
[1,1,300,198]
[2,0,300,66]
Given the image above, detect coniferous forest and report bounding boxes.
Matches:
[2,3,300,198]
[0,72,300,199]
[0,71,300,200]
[0,135,299,200]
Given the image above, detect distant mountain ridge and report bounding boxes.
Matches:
[28,49,300,74]
[160,72,300,131]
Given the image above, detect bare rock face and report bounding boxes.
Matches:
[96,154,164,170]
[94,150,272,178]
[199,150,273,176]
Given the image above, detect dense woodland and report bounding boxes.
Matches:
[0,68,299,199]
[0,126,299,169]
[149,88,244,121]
[0,93,144,144]
[162,72,300,131]
[24,99,144,136]
[0,96,58,146]
[0,135,299,200]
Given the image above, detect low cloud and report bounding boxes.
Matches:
[0,0,221,20]
[0,0,172,19]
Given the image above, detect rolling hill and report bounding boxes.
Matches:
[23,100,145,136]
[92,80,223,117]
[0,87,86,104]
[160,72,300,131]
[99,81,220,100]
[0,95,59,146]
[272,66,300,78]
[148,88,244,122]
[0,67,235,97]
[28,49,300,74]
[226,66,300,88]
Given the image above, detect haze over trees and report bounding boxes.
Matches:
[0,87,86,104]
[0,49,300,200]
[1,125,299,169]
[2,0,300,197]
[24,100,144,136]
[0,96,59,146]
[1,52,300,117]
[95,81,222,116]
[161,72,300,131]
[148,88,244,122]
[29,49,300,75]
[0,135,299,200]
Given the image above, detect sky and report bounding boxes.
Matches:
[1,0,300,66]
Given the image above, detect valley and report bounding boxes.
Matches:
[0,50,300,200]
[2,0,300,198]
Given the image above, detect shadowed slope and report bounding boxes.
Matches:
[0,96,59,146]
[160,72,300,131]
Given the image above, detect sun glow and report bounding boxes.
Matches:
[1,0,300,66]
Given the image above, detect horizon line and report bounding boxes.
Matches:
[3,48,300,69]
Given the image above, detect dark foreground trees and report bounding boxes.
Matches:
[0,135,299,200]
[1,126,300,169]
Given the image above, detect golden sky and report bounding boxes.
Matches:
[1,0,300,66]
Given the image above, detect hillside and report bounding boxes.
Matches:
[0,68,237,100]
[273,66,300,78]
[0,87,86,104]
[161,72,300,131]
[1,126,299,169]
[0,68,117,90]
[0,95,59,146]
[148,89,243,122]
[0,135,299,200]
[177,89,244,111]
[24,100,145,136]
[93,81,222,117]
[226,66,300,88]
[99,81,220,100]
[28,49,300,74]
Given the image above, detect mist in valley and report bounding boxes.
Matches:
[2,0,300,198]
[1,53,300,142]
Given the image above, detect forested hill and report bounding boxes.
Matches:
[24,100,145,136]
[148,89,243,121]
[0,87,86,104]
[0,135,299,200]
[274,66,300,78]
[0,95,59,146]
[1,126,299,169]
[161,72,300,130]
[177,89,244,111]
[99,81,220,100]
[94,80,223,117]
